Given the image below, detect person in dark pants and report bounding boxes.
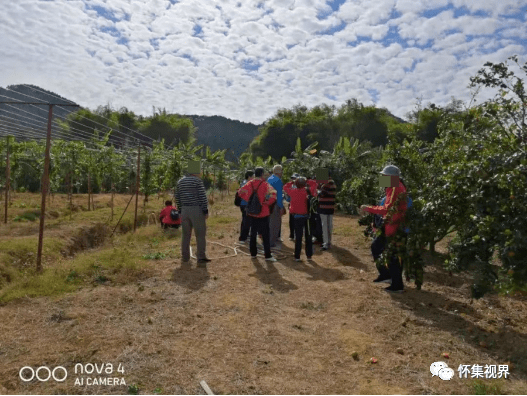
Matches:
[237,167,277,262]
[306,176,322,244]
[285,173,298,240]
[360,165,408,293]
[284,177,313,261]
[238,170,254,243]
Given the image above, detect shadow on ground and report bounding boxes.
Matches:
[390,289,527,376]
[171,263,210,291]
[248,259,298,293]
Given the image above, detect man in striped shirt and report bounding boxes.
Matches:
[176,171,210,267]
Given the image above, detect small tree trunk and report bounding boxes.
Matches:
[429,240,436,254]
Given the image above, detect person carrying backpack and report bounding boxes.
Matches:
[283,176,313,261]
[237,167,277,261]
[159,200,182,229]
[237,170,254,243]
[359,165,408,293]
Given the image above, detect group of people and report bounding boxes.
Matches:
[236,165,336,262]
[163,163,409,292]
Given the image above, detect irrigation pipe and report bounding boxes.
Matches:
[189,241,290,260]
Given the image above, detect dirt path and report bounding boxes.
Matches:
[1,202,526,395]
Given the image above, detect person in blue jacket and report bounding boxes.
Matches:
[238,170,254,243]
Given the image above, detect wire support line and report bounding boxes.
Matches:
[0,114,102,144]
[0,109,130,146]
[0,102,132,145]
[20,84,158,147]
[3,86,156,146]
[0,129,143,160]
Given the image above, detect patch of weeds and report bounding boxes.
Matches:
[142,252,166,260]
[95,275,109,284]
[470,380,504,395]
[153,387,162,394]
[13,210,40,222]
[128,384,140,395]
[66,270,82,284]
[300,301,327,311]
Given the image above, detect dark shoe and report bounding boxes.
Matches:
[384,286,404,293]
[321,246,328,251]
[198,258,212,262]
[373,276,391,283]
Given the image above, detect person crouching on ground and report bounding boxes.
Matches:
[159,200,182,229]
[359,165,408,293]
[237,167,278,262]
[283,176,313,262]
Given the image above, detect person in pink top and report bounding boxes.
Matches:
[359,165,408,293]
[283,177,313,261]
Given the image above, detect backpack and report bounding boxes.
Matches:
[246,181,264,215]
[306,187,319,216]
[234,191,242,207]
[169,209,180,221]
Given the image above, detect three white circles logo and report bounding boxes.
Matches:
[19,366,68,382]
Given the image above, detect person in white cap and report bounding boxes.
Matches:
[359,165,408,293]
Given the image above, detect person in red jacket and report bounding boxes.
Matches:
[360,165,408,293]
[159,200,182,229]
[237,167,277,261]
[283,176,313,261]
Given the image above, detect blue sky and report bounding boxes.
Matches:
[0,0,526,124]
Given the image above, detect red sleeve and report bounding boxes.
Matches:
[283,181,293,195]
[238,180,252,201]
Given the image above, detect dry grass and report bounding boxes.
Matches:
[0,192,526,394]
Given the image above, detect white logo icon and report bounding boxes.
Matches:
[430,361,448,377]
[438,367,455,380]
[19,366,68,382]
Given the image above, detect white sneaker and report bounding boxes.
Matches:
[295,258,302,262]
[265,257,277,262]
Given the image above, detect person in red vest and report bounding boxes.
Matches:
[237,167,277,261]
[159,200,182,229]
[360,165,408,293]
[283,176,313,261]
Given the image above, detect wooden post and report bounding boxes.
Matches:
[36,105,53,272]
[133,143,140,232]
[111,182,114,222]
[88,172,91,211]
[4,135,10,224]
[68,171,73,220]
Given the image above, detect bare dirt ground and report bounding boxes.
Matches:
[0,193,526,395]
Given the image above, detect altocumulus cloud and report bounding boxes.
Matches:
[0,0,526,123]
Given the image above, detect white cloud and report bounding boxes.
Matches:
[0,0,526,125]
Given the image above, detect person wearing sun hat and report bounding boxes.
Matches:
[359,165,408,293]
